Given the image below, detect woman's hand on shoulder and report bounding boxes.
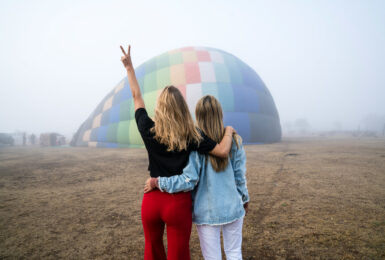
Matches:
[225,126,235,136]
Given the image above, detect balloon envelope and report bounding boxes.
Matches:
[72,47,281,147]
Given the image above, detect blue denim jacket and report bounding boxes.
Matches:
[158,141,249,225]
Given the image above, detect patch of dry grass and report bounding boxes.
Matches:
[0,137,384,259]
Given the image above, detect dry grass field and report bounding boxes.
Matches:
[0,137,384,259]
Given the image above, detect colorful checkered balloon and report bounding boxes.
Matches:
[71,47,281,147]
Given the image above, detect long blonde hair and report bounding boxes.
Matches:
[151,85,202,151]
[195,95,242,172]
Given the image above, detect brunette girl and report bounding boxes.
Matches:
[145,95,249,260]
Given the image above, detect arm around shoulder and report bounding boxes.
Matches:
[158,151,201,193]
[209,126,234,158]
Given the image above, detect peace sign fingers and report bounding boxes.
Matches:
[120,44,133,70]
[120,45,127,56]
[120,45,131,57]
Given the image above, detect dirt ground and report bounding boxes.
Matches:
[0,137,384,260]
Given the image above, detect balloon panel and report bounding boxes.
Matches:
[72,47,281,147]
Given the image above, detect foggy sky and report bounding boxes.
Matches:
[1,0,385,137]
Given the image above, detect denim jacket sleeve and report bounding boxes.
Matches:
[158,151,201,193]
[230,142,250,203]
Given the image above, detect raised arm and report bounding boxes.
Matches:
[208,126,235,158]
[120,45,145,110]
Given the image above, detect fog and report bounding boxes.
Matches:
[1,0,385,139]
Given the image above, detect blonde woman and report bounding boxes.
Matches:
[145,95,249,260]
[120,46,235,260]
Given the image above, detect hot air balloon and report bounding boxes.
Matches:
[71,47,281,147]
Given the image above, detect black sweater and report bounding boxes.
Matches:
[135,108,216,177]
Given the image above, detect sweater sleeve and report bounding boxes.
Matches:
[158,151,201,193]
[189,129,217,154]
[135,108,154,134]
[230,142,250,203]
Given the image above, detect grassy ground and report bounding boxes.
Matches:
[0,137,384,259]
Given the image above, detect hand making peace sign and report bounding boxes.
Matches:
[120,45,133,70]
[119,44,145,110]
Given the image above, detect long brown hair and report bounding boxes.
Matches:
[195,95,242,172]
[151,85,202,151]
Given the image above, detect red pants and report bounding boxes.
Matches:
[141,189,192,260]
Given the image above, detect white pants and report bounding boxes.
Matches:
[196,217,243,260]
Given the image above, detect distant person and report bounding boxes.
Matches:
[120,45,235,260]
[30,134,36,145]
[144,95,249,260]
[22,133,26,146]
